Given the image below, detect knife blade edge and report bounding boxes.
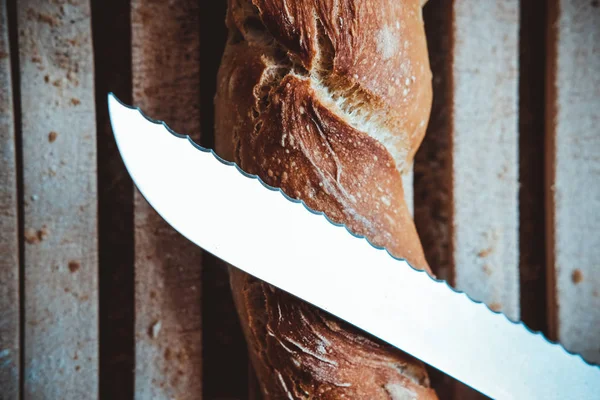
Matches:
[108,93,600,399]
[108,92,599,371]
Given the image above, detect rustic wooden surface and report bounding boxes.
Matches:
[131,0,203,398]
[0,1,19,398]
[546,0,600,364]
[0,0,598,398]
[451,0,520,321]
[418,1,520,398]
[16,0,99,398]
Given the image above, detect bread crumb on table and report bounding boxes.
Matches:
[571,269,584,284]
[24,228,39,244]
[24,226,49,244]
[477,247,493,258]
[68,260,80,273]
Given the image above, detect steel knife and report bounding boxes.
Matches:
[108,93,600,399]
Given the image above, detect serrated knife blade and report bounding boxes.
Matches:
[108,93,600,399]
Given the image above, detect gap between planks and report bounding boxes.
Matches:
[91,0,135,398]
[197,1,255,398]
[518,0,548,334]
[0,1,20,398]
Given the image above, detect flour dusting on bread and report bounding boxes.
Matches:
[378,25,401,60]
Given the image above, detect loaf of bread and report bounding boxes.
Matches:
[215,0,436,398]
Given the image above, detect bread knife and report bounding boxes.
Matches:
[108,93,600,399]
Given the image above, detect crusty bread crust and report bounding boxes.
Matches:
[215,1,436,398]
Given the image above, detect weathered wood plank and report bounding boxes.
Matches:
[419,1,520,398]
[16,1,99,397]
[131,1,203,398]
[452,0,520,320]
[452,2,520,398]
[0,1,20,398]
[546,0,600,364]
[91,0,134,398]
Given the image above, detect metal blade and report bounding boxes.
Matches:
[108,93,600,399]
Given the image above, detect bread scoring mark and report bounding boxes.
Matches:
[234,2,412,175]
[309,109,343,183]
[310,18,410,173]
[266,79,384,236]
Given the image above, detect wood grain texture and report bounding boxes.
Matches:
[451,0,520,321]
[0,1,19,398]
[16,0,99,397]
[546,0,600,364]
[131,1,203,398]
[452,3,520,397]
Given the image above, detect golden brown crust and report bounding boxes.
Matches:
[215,0,436,398]
[237,75,428,267]
[230,272,435,399]
[251,0,432,166]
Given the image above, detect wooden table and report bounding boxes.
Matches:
[0,0,598,398]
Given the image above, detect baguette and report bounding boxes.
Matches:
[215,1,436,398]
